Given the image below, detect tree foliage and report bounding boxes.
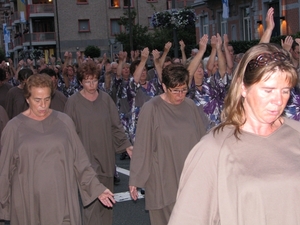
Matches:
[84,45,101,58]
[115,8,197,58]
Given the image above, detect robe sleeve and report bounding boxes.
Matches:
[0,120,17,220]
[63,115,108,207]
[129,101,154,188]
[168,133,221,225]
[106,94,131,153]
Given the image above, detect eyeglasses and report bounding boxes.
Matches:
[83,79,98,85]
[168,88,188,94]
[246,52,289,72]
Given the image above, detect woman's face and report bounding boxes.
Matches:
[242,70,291,126]
[140,67,147,80]
[27,87,51,121]
[122,66,130,80]
[194,64,204,81]
[164,83,188,105]
[81,75,98,95]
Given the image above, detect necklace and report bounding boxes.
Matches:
[140,81,147,85]
[195,83,203,87]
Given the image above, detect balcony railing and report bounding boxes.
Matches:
[24,32,56,43]
[13,36,23,48]
[28,4,54,14]
[11,12,20,22]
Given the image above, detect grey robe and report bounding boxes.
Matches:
[129,96,207,210]
[64,91,131,178]
[0,111,106,225]
[50,89,67,112]
[0,83,12,108]
[5,86,28,119]
[169,118,300,225]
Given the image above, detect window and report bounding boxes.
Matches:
[243,7,251,41]
[77,0,88,4]
[124,0,133,7]
[199,15,209,37]
[78,19,90,32]
[110,0,120,7]
[218,12,227,36]
[111,19,121,35]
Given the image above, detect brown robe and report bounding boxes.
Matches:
[169,118,300,225]
[0,111,107,225]
[129,96,207,212]
[50,89,67,112]
[64,91,131,225]
[0,83,12,108]
[5,86,28,119]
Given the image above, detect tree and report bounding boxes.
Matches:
[116,10,153,54]
[84,45,101,58]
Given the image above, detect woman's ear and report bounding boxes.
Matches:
[241,82,247,98]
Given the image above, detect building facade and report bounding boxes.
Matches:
[4,0,300,64]
[3,0,168,64]
[193,0,300,43]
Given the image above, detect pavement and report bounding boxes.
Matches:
[113,154,151,225]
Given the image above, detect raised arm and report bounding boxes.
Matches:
[116,51,127,79]
[133,47,149,84]
[206,35,217,75]
[216,33,226,78]
[152,49,163,82]
[179,40,187,65]
[259,7,275,44]
[223,34,233,74]
[159,42,172,68]
[187,35,208,87]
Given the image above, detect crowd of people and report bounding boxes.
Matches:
[1,6,300,225]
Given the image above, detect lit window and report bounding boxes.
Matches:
[110,0,120,7]
[111,19,121,35]
[78,19,90,32]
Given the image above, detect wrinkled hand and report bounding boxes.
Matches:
[295,38,300,46]
[164,42,172,52]
[216,33,223,50]
[199,34,208,52]
[281,36,293,51]
[129,186,138,200]
[98,189,115,208]
[179,40,185,50]
[265,7,275,31]
[126,146,133,158]
[140,48,149,62]
[64,51,69,58]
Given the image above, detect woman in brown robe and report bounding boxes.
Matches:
[168,43,300,225]
[0,74,115,225]
[129,64,207,225]
[64,61,132,225]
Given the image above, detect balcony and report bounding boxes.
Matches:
[28,4,54,17]
[11,11,21,25]
[23,32,56,46]
[13,36,23,51]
